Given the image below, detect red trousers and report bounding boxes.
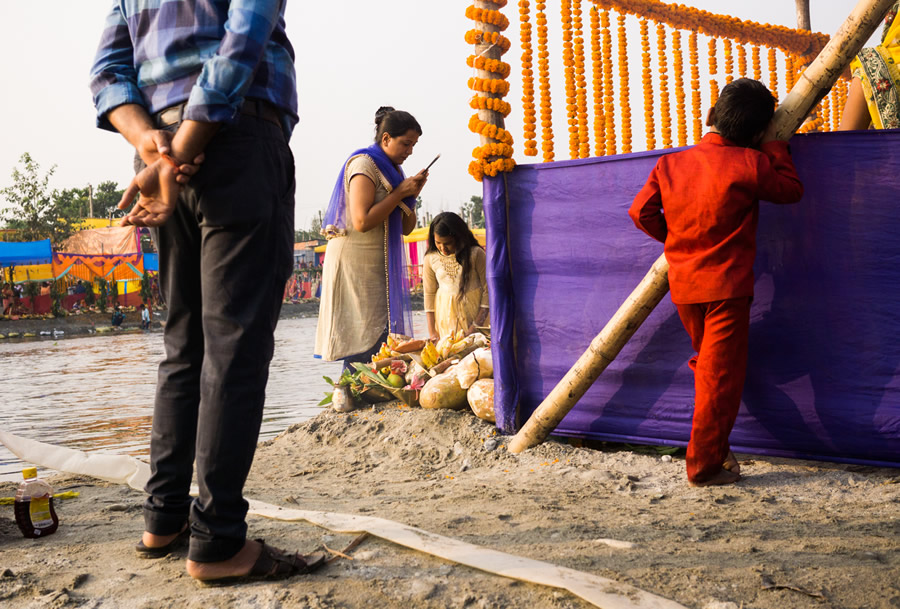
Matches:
[675,298,751,484]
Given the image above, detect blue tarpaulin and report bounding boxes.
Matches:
[0,239,52,266]
[485,130,900,468]
[143,253,158,272]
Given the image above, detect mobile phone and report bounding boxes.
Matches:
[423,154,441,172]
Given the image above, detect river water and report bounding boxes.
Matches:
[0,316,352,482]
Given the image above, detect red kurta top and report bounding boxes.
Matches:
[629,133,804,304]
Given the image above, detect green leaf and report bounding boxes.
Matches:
[322,375,335,386]
[318,392,333,406]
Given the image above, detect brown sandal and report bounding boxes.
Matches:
[198,539,326,587]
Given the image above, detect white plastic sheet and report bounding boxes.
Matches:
[0,430,686,609]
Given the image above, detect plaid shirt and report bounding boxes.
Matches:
[90,0,297,136]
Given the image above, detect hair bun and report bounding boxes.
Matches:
[375,106,395,125]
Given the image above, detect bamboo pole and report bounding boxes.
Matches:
[475,0,505,142]
[508,0,896,454]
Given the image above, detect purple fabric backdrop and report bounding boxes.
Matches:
[485,130,900,467]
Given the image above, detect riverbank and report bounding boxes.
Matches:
[0,295,426,340]
[0,300,322,340]
[1,403,897,609]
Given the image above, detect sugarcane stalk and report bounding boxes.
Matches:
[508,0,896,454]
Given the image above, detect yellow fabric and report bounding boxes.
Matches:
[849,5,900,129]
[423,248,488,339]
[404,226,486,246]
[12,264,54,283]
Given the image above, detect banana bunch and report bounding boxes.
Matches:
[420,340,440,369]
[374,341,393,361]
[437,330,472,359]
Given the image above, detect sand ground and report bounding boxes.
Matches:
[1,402,898,609]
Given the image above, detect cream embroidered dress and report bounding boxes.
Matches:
[423,247,489,339]
[315,155,393,360]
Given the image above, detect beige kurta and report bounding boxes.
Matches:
[315,155,393,361]
[423,247,489,339]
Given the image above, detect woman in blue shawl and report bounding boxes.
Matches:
[315,107,427,371]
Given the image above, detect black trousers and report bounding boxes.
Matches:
[142,113,295,562]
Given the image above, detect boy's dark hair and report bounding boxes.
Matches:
[712,78,776,147]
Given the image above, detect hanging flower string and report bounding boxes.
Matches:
[657,22,672,148]
[519,0,538,156]
[617,12,632,153]
[640,19,656,151]
[689,31,702,144]
[723,38,734,84]
[737,42,747,77]
[537,0,554,161]
[573,1,591,158]
[601,8,616,155]
[785,54,796,92]
[751,44,762,80]
[708,37,719,112]
[561,0,578,158]
[672,29,687,147]
[466,1,516,181]
[590,6,605,156]
[767,47,778,96]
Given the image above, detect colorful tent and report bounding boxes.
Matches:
[0,239,52,266]
[60,226,140,255]
[0,240,54,283]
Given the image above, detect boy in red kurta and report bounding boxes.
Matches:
[629,79,804,487]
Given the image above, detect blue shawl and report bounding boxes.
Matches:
[321,144,414,336]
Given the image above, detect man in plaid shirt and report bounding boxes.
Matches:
[90,0,323,583]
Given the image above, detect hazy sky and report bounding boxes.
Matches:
[0,1,866,231]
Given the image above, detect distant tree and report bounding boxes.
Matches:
[91,181,125,219]
[54,187,89,221]
[294,210,325,242]
[459,195,484,228]
[0,153,81,244]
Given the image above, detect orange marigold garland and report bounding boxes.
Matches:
[737,43,747,77]
[689,30,702,144]
[708,37,719,111]
[519,0,538,156]
[590,0,829,57]
[537,0,554,161]
[464,29,513,52]
[751,44,762,80]
[785,53,795,92]
[601,8,616,155]
[470,96,512,116]
[469,115,515,144]
[767,47,778,96]
[590,5,605,156]
[467,55,512,79]
[640,19,655,150]
[657,22,672,149]
[573,1,590,158]
[617,12,632,153]
[561,0,577,158]
[723,38,734,84]
[468,76,511,95]
[672,29,687,147]
[821,91,832,132]
[466,2,515,181]
[465,6,510,30]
